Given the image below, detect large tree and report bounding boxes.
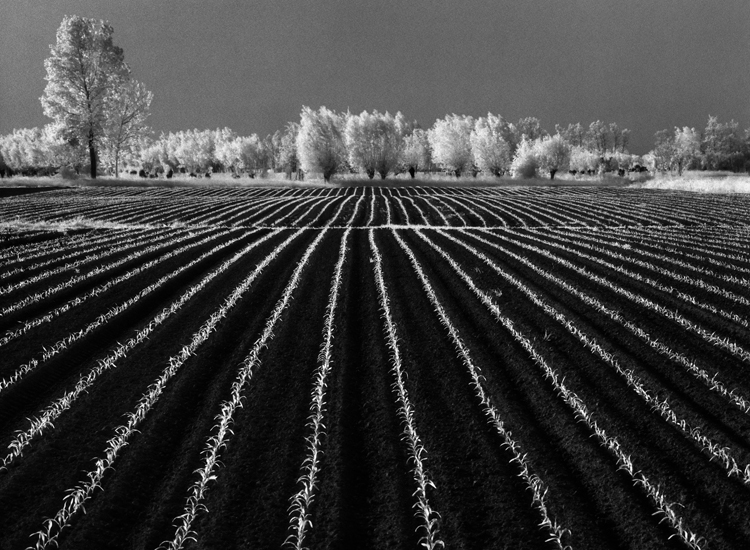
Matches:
[427,114,474,177]
[585,120,610,154]
[702,115,744,171]
[672,126,701,175]
[651,129,676,173]
[41,15,131,178]
[470,113,511,176]
[344,110,406,179]
[296,106,346,183]
[278,122,301,179]
[535,134,572,180]
[554,122,586,148]
[400,128,431,178]
[101,79,153,177]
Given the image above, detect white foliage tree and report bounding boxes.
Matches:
[137,137,163,173]
[238,134,270,176]
[535,134,572,180]
[296,106,346,182]
[427,114,474,177]
[470,113,511,176]
[173,129,214,174]
[510,138,539,179]
[345,110,406,179]
[400,128,431,178]
[213,128,242,174]
[0,128,49,171]
[101,79,153,177]
[41,15,131,178]
[673,126,701,175]
[570,146,600,174]
[278,122,301,179]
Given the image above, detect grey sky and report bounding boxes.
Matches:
[1,0,748,154]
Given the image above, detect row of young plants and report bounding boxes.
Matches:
[305,196,351,228]
[426,193,585,228]
[0,226,61,246]
[3,197,150,225]
[0,228,170,296]
[635,195,750,225]
[194,196,299,227]
[390,229,570,549]
[284,229,350,550]
[157,227,332,549]
[24,194,367,549]
[0,228,235,392]
[555,226,750,290]
[0,227,142,274]
[0,232,88,264]
[468,229,750,416]
[260,196,321,227]
[558,225,750,287]
[0,228,195,317]
[517,196,632,226]
[619,227,750,264]
[438,229,750,484]
[148,227,328,550]
[2,228,278,473]
[0,228,226,349]
[598,224,750,259]
[412,229,705,549]
[165,201,365,549]
[73,192,342,229]
[531,227,750,326]
[468,197,528,226]
[116,189,335,228]
[462,196,523,226]
[499,229,750,365]
[24,185,747,231]
[369,229,444,550]
[404,197,431,226]
[25,227,304,549]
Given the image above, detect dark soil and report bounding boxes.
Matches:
[1,185,750,549]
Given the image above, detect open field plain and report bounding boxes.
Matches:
[1,185,750,549]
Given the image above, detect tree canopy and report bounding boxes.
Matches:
[296,106,346,183]
[40,15,151,178]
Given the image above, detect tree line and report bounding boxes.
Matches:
[1,15,749,181]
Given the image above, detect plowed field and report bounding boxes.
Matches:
[1,184,750,550]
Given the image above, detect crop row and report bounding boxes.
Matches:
[4,186,750,229]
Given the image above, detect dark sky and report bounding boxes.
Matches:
[1,0,748,154]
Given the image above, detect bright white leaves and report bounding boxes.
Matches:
[391,229,570,549]
[285,229,350,549]
[296,106,347,183]
[470,114,511,177]
[369,229,444,550]
[159,228,329,550]
[427,114,474,177]
[344,110,406,180]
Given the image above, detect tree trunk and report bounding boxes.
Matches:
[88,131,97,179]
[408,167,415,179]
[550,169,557,180]
[115,148,120,178]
